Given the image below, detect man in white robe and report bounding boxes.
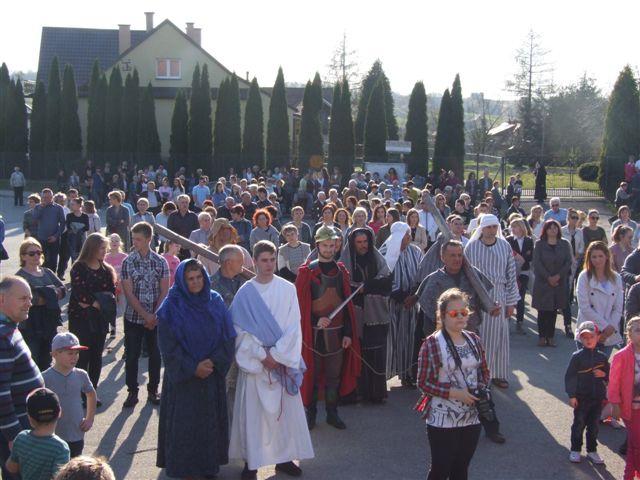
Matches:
[464,214,520,389]
[229,240,314,479]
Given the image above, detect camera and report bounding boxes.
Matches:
[469,387,496,423]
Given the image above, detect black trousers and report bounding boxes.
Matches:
[516,274,529,324]
[570,397,602,452]
[124,321,161,394]
[42,240,60,272]
[13,186,23,206]
[427,424,482,480]
[70,313,107,389]
[537,309,558,339]
[67,440,84,458]
[359,324,389,402]
[23,332,55,373]
[57,232,70,279]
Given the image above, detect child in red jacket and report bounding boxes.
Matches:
[609,316,640,479]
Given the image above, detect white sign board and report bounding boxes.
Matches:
[363,162,407,182]
[385,140,412,154]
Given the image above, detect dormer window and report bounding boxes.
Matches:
[156,59,181,79]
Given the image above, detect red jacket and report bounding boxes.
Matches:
[608,343,635,422]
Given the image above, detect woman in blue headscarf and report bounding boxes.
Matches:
[156,259,236,479]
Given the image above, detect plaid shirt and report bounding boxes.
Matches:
[121,250,169,324]
[415,332,490,418]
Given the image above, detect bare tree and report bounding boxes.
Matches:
[326,32,360,88]
[466,93,505,155]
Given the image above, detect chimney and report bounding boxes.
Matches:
[246,71,249,81]
[186,22,195,40]
[193,27,202,46]
[144,12,154,32]
[118,24,131,55]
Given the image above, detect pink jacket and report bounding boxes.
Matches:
[608,344,635,421]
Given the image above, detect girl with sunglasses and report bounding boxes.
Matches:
[416,288,490,480]
[16,237,66,371]
[583,209,608,251]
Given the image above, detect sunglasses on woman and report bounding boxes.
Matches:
[447,308,470,318]
[24,250,42,257]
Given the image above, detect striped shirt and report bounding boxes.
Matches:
[0,313,44,441]
[10,430,69,480]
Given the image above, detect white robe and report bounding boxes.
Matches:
[229,276,314,470]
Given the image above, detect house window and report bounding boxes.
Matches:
[156,59,181,79]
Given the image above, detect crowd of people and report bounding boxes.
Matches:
[2,159,640,479]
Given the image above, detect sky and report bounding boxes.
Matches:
[1,0,638,99]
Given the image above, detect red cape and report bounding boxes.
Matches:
[295,261,361,406]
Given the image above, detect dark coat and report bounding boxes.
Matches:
[506,235,534,272]
[532,238,572,310]
[564,347,609,400]
[534,165,547,201]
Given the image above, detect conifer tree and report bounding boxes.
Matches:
[339,79,355,177]
[266,67,290,168]
[3,80,28,169]
[104,67,123,162]
[45,56,61,172]
[137,83,161,164]
[405,81,428,175]
[599,65,640,196]
[213,78,229,175]
[59,64,82,169]
[363,79,387,162]
[170,89,189,173]
[449,74,465,178]
[120,69,140,163]
[188,63,201,174]
[298,79,324,172]
[0,63,10,152]
[328,82,343,170]
[29,81,47,173]
[242,77,264,167]
[355,60,398,143]
[226,74,242,174]
[200,64,213,163]
[86,61,106,160]
[433,89,452,174]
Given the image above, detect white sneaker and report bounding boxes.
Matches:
[569,451,581,463]
[587,452,605,465]
[610,418,625,429]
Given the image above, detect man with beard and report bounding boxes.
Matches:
[464,214,519,390]
[296,226,360,430]
[339,228,392,403]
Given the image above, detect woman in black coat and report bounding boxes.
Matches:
[505,218,534,335]
[534,161,547,203]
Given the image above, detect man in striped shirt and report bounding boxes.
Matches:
[0,276,45,479]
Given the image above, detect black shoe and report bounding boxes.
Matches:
[306,407,317,430]
[148,391,161,405]
[123,392,139,409]
[326,411,346,429]
[487,432,506,444]
[275,461,302,477]
[241,463,257,480]
[565,326,574,339]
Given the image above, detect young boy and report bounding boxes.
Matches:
[6,388,70,479]
[42,332,96,458]
[565,321,610,465]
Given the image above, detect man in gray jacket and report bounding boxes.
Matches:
[9,167,26,206]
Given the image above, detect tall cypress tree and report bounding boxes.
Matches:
[86,61,105,160]
[137,83,161,164]
[225,73,241,175]
[298,79,324,172]
[45,56,61,174]
[0,63,10,152]
[104,67,123,162]
[242,77,264,167]
[188,63,201,174]
[433,89,452,174]
[328,81,343,170]
[170,89,189,173]
[449,74,465,178]
[4,79,28,169]
[266,67,290,168]
[405,81,428,175]
[213,78,229,176]
[339,79,355,177]
[355,60,397,144]
[200,64,213,165]
[599,65,640,196]
[29,81,47,175]
[363,79,387,162]
[120,69,140,163]
[59,64,82,170]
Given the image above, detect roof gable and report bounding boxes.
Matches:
[36,26,147,89]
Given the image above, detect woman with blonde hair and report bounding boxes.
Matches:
[527,204,544,239]
[416,288,490,480]
[69,233,116,399]
[199,218,253,276]
[610,225,634,273]
[15,237,65,370]
[406,208,429,252]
